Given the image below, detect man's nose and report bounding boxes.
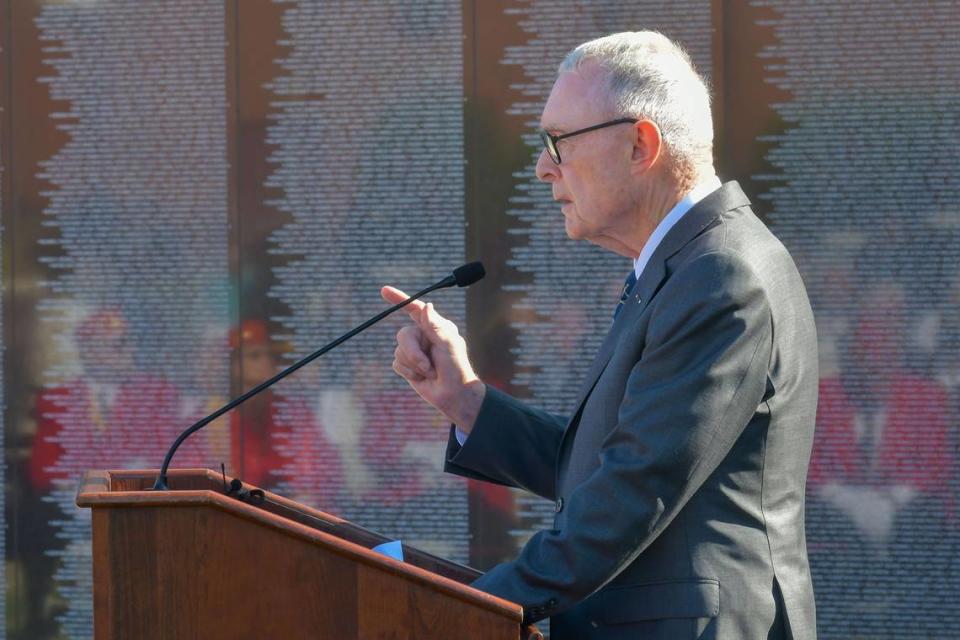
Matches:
[535,148,559,182]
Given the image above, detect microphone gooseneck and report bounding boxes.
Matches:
[152,263,485,491]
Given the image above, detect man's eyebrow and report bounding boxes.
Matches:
[540,123,566,134]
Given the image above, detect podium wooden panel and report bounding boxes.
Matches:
[77,468,542,640]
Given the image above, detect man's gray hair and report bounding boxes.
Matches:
[560,32,713,176]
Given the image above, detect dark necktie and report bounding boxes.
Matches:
[613,270,638,321]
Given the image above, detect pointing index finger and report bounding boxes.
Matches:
[381,285,426,320]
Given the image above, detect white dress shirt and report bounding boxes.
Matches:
[632,175,722,281]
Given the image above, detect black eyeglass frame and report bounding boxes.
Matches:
[538,117,638,164]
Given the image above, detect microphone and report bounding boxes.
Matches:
[152,262,486,490]
[450,261,486,287]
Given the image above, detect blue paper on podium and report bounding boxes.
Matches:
[372,540,404,561]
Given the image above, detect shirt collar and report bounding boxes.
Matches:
[633,175,722,280]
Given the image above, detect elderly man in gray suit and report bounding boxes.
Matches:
[383,31,818,640]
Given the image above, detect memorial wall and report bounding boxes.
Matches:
[0,1,956,638]
[0,7,7,633]
[258,0,470,558]
[12,1,232,634]
[747,2,960,635]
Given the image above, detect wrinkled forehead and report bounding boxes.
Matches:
[540,62,613,131]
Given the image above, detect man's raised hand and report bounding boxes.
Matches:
[381,286,486,434]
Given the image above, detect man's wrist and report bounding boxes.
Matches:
[446,379,486,436]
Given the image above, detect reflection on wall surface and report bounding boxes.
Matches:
[0,9,6,632]
[0,1,956,639]
[20,1,232,635]
[261,0,469,560]
[751,2,960,636]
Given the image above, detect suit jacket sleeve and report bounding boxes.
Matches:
[471,251,774,622]
[444,386,568,501]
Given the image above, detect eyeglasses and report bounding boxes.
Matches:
[538,117,638,165]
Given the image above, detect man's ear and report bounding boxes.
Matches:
[630,119,662,175]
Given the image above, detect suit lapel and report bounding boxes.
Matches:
[561,181,752,431]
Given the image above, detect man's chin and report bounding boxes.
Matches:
[563,219,584,240]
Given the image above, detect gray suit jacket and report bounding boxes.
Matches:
[445,182,818,640]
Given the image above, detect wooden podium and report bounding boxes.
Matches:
[76,468,542,639]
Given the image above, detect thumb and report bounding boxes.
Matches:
[418,303,452,346]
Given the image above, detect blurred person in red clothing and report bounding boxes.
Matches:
[344,362,470,556]
[806,281,955,627]
[346,359,519,560]
[225,319,342,505]
[29,308,203,491]
[25,308,203,638]
[808,283,953,548]
[226,318,279,486]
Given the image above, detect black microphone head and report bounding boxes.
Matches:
[453,261,485,287]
